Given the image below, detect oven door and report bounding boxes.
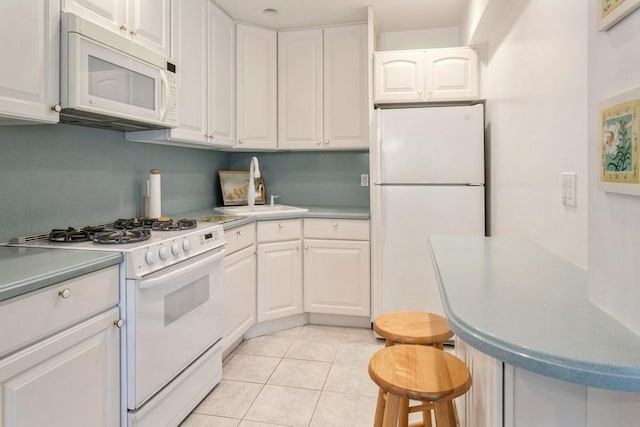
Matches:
[126,248,224,409]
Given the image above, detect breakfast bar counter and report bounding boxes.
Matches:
[428,236,640,392]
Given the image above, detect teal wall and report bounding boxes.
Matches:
[0,125,369,242]
[229,152,370,208]
[0,124,229,242]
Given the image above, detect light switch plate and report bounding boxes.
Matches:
[561,172,577,207]
[360,174,369,187]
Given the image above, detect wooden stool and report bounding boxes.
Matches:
[373,311,453,349]
[368,345,471,427]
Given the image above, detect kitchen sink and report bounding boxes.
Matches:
[214,204,309,217]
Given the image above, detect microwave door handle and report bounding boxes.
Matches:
[138,249,225,290]
[159,70,169,120]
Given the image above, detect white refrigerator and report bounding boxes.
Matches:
[371,104,485,319]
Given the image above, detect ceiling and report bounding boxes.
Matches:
[213,0,467,33]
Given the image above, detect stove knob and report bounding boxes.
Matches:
[145,250,157,265]
[182,238,192,253]
[159,246,169,261]
[171,242,182,256]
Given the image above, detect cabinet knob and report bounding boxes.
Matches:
[51,104,61,112]
[119,24,127,32]
[316,140,322,145]
[325,139,330,145]
[304,245,309,250]
[278,223,284,228]
[236,230,242,236]
[129,29,137,36]
[238,139,244,144]
[297,245,301,251]
[114,319,125,328]
[333,222,338,227]
[58,288,71,299]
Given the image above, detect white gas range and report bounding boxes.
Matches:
[10,218,226,427]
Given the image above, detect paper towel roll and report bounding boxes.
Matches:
[148,169,161,219]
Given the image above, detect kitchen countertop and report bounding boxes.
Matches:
[429,236,640,392]
[0,247,122,303]
[186,205,370,230]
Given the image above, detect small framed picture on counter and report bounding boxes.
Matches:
[219,170,266,205]
[600,88,640,195]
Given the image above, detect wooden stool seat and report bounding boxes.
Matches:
[369,345,471,427]
[374,311,453,348]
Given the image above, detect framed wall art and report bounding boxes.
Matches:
[599,0,640,31]
[599,88,640,195]
[218,170,266,206]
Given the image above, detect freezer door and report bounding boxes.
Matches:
[379,104,484,184]
[372,185,484,318]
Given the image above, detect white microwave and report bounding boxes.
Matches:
[60,13,177,131]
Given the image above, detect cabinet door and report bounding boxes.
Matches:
[236,24,277,150]
[373,50,425,103]
[278,29,324,150]
[209,2,236,148]
[323,25,369,149]
[223,245,257,353]
[62,0,125,35]
[0,0,59,124]
[127,0,172,57]
[257,240,303,322]
[171,0,207,144]
[425,48,479,101]
[304,239,370,316]
[0,308,120,427]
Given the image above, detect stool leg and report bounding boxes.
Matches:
[385,338,394,347]
[422,404,433,427]
[447,399,457,426]
[434,342,444,350]
[374,389,386,427]
[383,393,401,427]
[433,401,455,427]
[398,396,409,427]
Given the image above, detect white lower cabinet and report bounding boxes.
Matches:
[256,220,303,322]
[0,308,120,427]
[455,338,503,427]
[223,224,257,353]
[303,219,370,316]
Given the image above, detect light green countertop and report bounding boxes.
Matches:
[429,236,640,392]
[0,247,122,303]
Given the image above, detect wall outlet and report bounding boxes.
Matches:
[360,174,369,187]
[561,172,577,207]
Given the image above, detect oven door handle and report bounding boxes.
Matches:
[138,249,225,290]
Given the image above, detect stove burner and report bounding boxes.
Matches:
[152,218,197,231]
[49,227,91,242]
[113,218,157,230]
[92,228,152,244]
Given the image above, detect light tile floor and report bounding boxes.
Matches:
[180,325,386,427]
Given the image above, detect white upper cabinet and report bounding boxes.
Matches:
[208,1,236,147]
[323,25,369,149]
[62,0,171,57]
[278,29,324,150]
[0,0,59,124]
[126,0,235,148]
[278,25,368,150]
[237,24,278,150]
[374,47,479,103]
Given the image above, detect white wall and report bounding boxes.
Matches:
[484,0,588,268]
[587,0,640,335]
[378,27,458,50]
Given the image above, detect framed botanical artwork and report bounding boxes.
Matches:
[599,0,640,31]
[218,171,266,206]
[600,88,640,195]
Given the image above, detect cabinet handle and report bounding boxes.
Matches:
[316,140,322,145]
[58,288,71,299]
[278,223,284,228]
[236,230,242,236]
[129,29,137,36]
[332,222,338,227]
[238,139,244,144]
[297,246,301,251]
[325,139,330,145]
[114,319,125,328]
[304,245,309,250]
[51,104,61,112]
[119,24,127,32]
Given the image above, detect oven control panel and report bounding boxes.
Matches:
[128,225,225,277]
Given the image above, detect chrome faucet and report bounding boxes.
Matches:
[247,156,261,207]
